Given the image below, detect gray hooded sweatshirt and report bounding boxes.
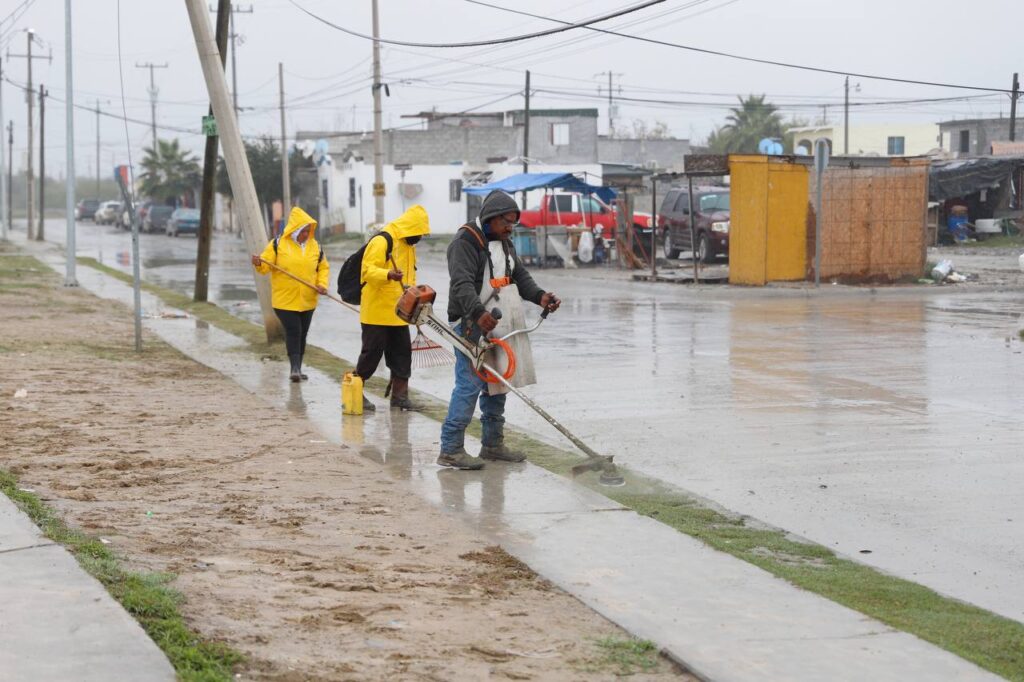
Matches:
[446,190,545,325]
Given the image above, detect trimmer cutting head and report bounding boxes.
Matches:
[571,456,625,487]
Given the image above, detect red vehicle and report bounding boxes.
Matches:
[518,193,652,240]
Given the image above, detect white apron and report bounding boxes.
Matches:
[480,240,537,396]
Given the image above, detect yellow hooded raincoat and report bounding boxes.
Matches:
[254,207,330,311]
[360,205,431,325]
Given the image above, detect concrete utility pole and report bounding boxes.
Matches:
[94,101,106,198]
[195,0,229,303]
[596,71,623,136]
[371,0,385,226]
[185,0,283,341]
[6,122,12,231]
[1010,72,1019,142]
[212,3,253,115]
[0,58,6,241]
[135,62,169,146]
[521,69,530,209]
[37,84,45,241]
[64,0,77,284]
[8,30,51,237]
[843,76,849,155]
[278,61,290,215]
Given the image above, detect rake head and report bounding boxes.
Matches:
[411,328,455,369]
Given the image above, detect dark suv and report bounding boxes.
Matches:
[658,186,731,262]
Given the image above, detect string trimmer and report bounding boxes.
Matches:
[257,259,624,486]
[396,285,625,486]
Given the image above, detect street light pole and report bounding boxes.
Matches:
[0,58,6,241]
[37,84,45,241]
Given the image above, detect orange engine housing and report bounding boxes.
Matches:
[395,285,437,323]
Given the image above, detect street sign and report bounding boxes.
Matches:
[202,114,218,137]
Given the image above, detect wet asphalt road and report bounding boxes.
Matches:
[33,218,1024,623]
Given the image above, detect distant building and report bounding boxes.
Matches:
[787,123,939,157]
[937,117,1019,157]
[297,108,689,233]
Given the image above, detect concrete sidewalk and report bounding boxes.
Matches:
[0,494,175,681]
[26,239,1004,682]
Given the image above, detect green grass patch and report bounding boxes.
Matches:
[75,256,1024,680]
[959,234,1024,248]
[586,637,660,676]
[0,470,243,681]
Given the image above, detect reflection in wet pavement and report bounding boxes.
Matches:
[42,219,1024,624]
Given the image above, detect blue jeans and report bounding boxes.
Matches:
[439,322,506,453]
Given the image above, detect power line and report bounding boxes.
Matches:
[463,0,1014,94]
[288,0,665,49]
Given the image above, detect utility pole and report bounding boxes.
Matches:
[37,84,45,241]
[185,0,283,341]
[371,0,385,227]
[6,122,12,231]
[135,62,169,146]
[0,58,6,241]
[279,62,290,215]
[521,69,530,209]
[8,30,51,237]
[596,71,623,136]
[212,3,253,115]
[843,76,849,155]
[95,101,102,197]
[195,0,229,303]
[64,0,77,285]
[1010,72,1019,142]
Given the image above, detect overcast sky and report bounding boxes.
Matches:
[1,0,1020,178]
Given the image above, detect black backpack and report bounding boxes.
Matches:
[336,232,394,304]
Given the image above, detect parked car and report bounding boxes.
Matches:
[518,193,652,240]
[658,186,731,262]
[75,198,100,221]
[166,208,200,237]
[93,200,123,225]
[134,200,155,229]
[144,205,175,233]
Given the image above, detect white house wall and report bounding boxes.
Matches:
[323,160,603,235]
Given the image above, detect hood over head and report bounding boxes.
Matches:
[478,190,520,226]
[385,204,431,240]
[280,206,317,239]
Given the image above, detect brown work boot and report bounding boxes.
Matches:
[389,377,421,411]
[479,440,527,463]
[437,448,485,470]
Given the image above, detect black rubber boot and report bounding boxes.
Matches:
[288,354,302,383]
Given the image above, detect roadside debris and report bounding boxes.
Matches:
[13,388,27,399]
[930,260,977,285]
[144,311,189,320]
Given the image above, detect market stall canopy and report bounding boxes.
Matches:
[464,172,617,204]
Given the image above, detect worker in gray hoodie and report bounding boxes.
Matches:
[438,190,561,470]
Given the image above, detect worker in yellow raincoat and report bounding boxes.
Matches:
[251,207,329,383]
[356,204,431,411]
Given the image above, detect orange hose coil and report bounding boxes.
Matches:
[474,338,516,384]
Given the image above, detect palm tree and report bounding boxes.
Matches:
[708,95,784,153]
[138,138,202,205]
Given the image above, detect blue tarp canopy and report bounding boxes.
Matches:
[463,172,616,203]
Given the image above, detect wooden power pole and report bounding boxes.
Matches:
[184,0,282,341]
[195,0,229,303]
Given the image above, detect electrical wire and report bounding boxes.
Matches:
[288,0,664,48]
[463,0,1014,94]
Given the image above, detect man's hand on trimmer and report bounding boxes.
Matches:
[477,310,499,333]
[540,292,561,313]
